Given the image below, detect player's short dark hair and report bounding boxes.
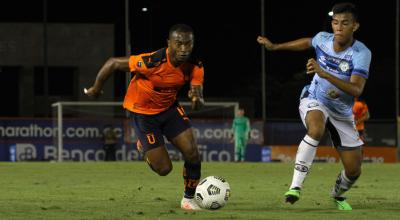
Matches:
[169,24,194,38]
[332,2,359,22]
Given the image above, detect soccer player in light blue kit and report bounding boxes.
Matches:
[257,2,371,210]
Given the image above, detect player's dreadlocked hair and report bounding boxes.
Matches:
[169,24,194,38]
[332,2,359,22]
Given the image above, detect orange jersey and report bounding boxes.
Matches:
[123,48,204,115]
[352,100,369,130]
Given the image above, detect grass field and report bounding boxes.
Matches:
[0,162,399,220]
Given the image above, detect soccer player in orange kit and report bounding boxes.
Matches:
[85,24,204,210]
[353,97,370,141]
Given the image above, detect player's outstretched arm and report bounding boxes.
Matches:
[257,36,312,52]
[85,57,130,97]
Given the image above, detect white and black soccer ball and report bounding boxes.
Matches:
[195,176,231,210]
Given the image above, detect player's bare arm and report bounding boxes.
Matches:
[306,58,366,97]
[257,36,312,51]
[188,85,204,110]
[85,57,130,97]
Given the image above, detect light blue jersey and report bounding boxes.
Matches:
[307,32,371,117]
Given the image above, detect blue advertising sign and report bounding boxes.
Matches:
[0,118,264,162]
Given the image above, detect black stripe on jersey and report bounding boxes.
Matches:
[141,48,168,68]
[141,47,203,69]
[182,53,203,82]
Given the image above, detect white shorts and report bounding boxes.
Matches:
[299,98,363,148]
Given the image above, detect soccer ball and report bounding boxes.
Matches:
[195,176,231,210]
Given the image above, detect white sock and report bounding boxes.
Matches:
[289,135,319,189]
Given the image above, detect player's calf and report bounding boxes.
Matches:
[183,161,201,198]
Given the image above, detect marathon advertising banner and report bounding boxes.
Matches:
[1,118,396,162]
[191,120,264,145]
[0,118,264,162]
[3,141,263,162]
[264,121,397,146]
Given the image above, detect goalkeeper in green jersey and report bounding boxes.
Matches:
[231,108,251,162]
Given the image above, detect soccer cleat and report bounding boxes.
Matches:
[284,187,301,204]
[181,197,202,211]
[334,197,352,211]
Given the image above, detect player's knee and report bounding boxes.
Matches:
[147,160,172,176]
[307,127,324,140]
[156,165,172,176]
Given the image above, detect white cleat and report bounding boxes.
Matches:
[180,197,202,211]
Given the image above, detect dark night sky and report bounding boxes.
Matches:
[1,0,397,119]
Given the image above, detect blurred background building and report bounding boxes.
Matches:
[0,0,397,119]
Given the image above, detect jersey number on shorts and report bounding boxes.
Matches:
[146,133,156,144]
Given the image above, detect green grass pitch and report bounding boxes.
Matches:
[1,162,399,220]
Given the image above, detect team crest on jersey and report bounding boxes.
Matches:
[339,61,350,72]
[307,102,319,108]
[136,61,142,68]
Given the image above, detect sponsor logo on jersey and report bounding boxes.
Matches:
[307,102,319,108]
